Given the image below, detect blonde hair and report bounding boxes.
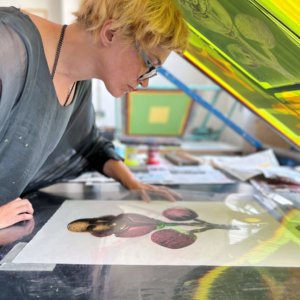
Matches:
[74,0,188,53]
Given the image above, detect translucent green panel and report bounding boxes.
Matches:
[175,0,300,148]
[254,0,300,36]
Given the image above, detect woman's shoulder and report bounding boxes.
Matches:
[0,22,27,117]
[0,20,26,53]
[0,6,20,17]
[0,7,51,80]
[0,21,27,82]
[21,8,60,39]
[0,6,46,48]
[0,6,33,30]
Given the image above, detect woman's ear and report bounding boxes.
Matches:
[100,19,115,46]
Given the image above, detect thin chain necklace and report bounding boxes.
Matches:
[51,24,76,107]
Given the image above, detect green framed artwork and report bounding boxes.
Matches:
[175,0,300,148]
[125,90,193,136]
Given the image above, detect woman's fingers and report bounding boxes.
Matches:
[134,183,181,202]
[154,188,177,202]
[16,202,34,215]
[156,186,182,200]
[0,212,33,229]
[11,198,34,215]
[139,189,151,203]
[0,198,34,229]
[15,212,33,223]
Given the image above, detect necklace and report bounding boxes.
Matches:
[51,24,76,106]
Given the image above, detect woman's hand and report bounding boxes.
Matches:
[124,178,182,202]
[103,159,181,202]
[0,198,34,229]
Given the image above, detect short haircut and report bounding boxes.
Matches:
[74,0,189,53]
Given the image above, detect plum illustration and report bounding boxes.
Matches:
[151,229,196,249]
[114,213,160,237]
[163,207,198,221]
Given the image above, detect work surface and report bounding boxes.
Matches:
[1,181,300,300]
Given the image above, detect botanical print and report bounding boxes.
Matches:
[68,207,238,249]
[15,200,296,267]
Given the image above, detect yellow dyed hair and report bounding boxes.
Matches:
[74,0,188,53]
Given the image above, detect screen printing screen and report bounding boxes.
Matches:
[176,0,300,148]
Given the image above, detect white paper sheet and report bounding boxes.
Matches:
[69,165,234,185]
[262,166,300,184]
[13,199,299,267]
[197,149,280,181]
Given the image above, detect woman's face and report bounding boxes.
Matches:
[101,33,170,97]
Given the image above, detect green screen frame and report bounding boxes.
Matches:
[125,90,193,137]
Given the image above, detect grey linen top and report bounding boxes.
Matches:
[0,7,121,203]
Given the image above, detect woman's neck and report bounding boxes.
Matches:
[23,11,106,82]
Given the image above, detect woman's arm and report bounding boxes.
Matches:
[102,159,181,202]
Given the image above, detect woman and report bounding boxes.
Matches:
[0,0,188,229]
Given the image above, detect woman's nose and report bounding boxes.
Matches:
[139,78,149,88]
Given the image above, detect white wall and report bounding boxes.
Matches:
[0,0,62,22]
[61,0,80,24]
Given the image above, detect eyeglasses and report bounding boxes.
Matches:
[137,47,159,81]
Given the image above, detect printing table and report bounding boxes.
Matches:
[0,181,299,300]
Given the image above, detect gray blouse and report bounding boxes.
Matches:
[0,7,121,203]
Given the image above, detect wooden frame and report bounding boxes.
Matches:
[124,89,193,137]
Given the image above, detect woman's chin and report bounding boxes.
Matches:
[107,88,125,98]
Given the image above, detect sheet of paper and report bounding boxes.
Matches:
[13,199,300,267]
[197,149,280,181]
[262,167,300,184]
[135,165,234,184]
[69,165,234,185]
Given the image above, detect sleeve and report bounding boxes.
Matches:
[0,22,28,203]
[62,80,123,175]
[85,127,123,175]
[63,80,123,175]
[0,22,27,137]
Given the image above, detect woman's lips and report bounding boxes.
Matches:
[127,85,137,92]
